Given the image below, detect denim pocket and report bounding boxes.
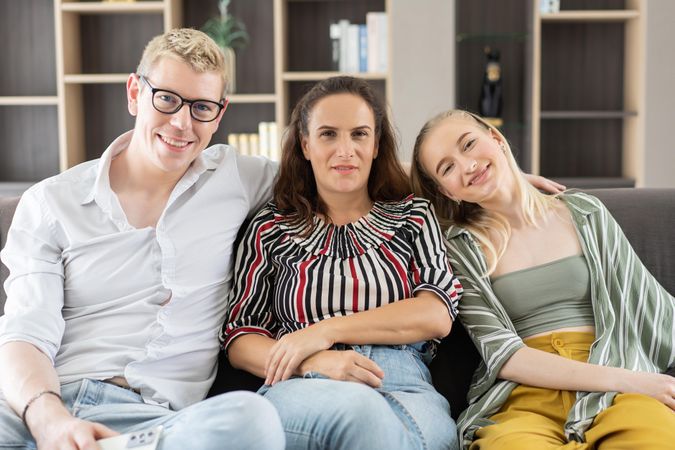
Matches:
[400,345,433,384]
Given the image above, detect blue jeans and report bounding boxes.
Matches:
[0,378,285,450]
[258,342,459,450]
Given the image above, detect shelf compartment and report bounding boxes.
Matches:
[286,0,386,72]
[541,11,639,22]
[211,103,276,147]
[0,96,59,106]
[541,110,638,119]
[540,22,625,111]
[182,0,275,95]
[61,2,165,14]
[0,0,56,97]
[80,84,134,162]
[282,71,387,81]
[540,118,623,179]
[0,105,60,182]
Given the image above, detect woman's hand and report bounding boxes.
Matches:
[621,371,675,410]
[264,323,335,385]
[523,173,566,194]
[298,350,385,388]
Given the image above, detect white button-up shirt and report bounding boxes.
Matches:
[0,131,277,409]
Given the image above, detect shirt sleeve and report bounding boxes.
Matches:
[444,231,525,400]
[0,186,66,362]
[235,154,279,219]
[219,206,282,353]
[584,194,675,371]
[409,200,463,320]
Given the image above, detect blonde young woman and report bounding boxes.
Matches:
[410,109,675,450]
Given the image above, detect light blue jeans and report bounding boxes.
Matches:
[258,342,459,450]
[0,378,285,450]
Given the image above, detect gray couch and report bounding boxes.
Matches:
[1,189,674,417]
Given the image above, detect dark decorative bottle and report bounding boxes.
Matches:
[479,46,503,128]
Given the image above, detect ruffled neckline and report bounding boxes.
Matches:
[271,195,415,258]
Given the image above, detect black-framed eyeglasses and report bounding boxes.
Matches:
[138,75,227,123]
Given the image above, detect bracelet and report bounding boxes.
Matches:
[21,390,62,427]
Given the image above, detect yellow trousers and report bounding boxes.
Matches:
[471,332,675,450]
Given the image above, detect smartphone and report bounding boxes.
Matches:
[97,426,163,450]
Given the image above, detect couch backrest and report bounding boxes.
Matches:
[1,189,674,418]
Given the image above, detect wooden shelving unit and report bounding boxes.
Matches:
[274,0,392,127]
[456,0,645,188]
[0,0,393,191]
[532,0,645,187]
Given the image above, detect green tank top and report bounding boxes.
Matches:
[491,255,594,338]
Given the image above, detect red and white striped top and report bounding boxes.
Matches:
[220,196,462,351]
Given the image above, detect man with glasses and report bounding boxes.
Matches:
[0,29,284,449]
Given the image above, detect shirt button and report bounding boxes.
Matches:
[553,339,564,347]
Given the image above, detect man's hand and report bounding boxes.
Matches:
[298,350,385,388]
[523,173,566,194]
[265,324,335,385]
[27,396,118,450]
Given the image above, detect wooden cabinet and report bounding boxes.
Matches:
[0,0,392,193]
[456,0,645,188]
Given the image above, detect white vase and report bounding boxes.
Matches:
[222,47,236,94]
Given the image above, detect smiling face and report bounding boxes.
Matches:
[418,115,513,205]
[126,56,225,176]
[301,93,378,203]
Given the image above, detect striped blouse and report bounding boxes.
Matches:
[221,196,462,351]
[444,192,675,449]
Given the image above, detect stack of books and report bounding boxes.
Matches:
[330,12,388,74]
[227,122,280,161]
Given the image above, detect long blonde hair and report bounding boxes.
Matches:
[410,110,559,275]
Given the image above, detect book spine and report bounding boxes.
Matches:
[346,24,360,73]
[268,122,279,161]
[366,12,378,73]
[258,122,270,159]
[338,20,350,73]
[376,13,388,72]
[359,24,368,73]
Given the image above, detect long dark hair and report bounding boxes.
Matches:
[274,76,410,232]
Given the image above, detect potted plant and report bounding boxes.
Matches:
[201,0,249,93]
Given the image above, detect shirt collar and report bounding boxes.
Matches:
[81,130,133,207]
[81,131,219,208]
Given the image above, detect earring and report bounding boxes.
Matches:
[500,142,506,153]
[454,198,461,206]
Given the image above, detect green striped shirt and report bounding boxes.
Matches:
[444,192,674,449]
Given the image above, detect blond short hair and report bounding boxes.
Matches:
[136,28,228,97]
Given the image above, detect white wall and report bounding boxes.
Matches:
[644,0,675,188]
[390,0,455,161]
